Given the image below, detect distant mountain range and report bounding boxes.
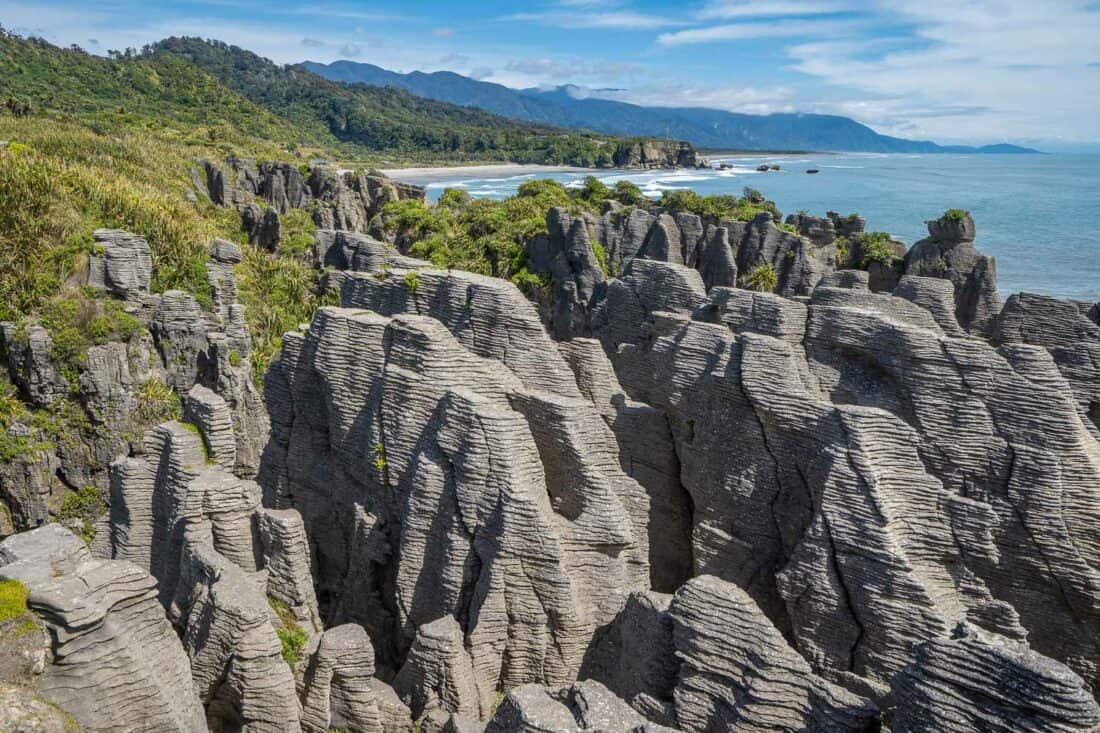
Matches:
[304,60,1041,155]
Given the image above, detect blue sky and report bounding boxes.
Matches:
[4,0,1099,148]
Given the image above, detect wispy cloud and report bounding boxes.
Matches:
[432,26,454,38]
[505,10,685,30]
[697,0,855,19]
[658,18,862,46]
[300,37,324,48]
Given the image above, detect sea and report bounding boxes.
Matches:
[401,153,1100,301]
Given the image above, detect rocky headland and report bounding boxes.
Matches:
[3,160,1100,733]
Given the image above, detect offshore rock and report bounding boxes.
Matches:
[612,140,698,169]
[891,624,1100,732]
[0,524,207,732]
[904,211,1001,334]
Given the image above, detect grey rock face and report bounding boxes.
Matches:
[580,591,678,725]
[786,212,837,247]
[728,212,836,296]
[892,274,965,336]
[103,420,319,731]
[904,212,1001,334]
[0,323,69,408]
[994,291,1100,348]
[817,269,869,291]
[525,207,607,339]
[263,301,649,706]
[394,615,481,721]
[485,680,675,733]
[596,256,1100,700]
[891,624,1100,732]
[86,229,152,299]
[300,624,393,733]
[0,525,208,733]
[669,575,879,732]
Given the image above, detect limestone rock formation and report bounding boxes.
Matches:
[904,211,1001,334]
[891,624,1100,732]
[0,524,208,732]
[669,575,879,731]
[300,624,402,733]
[0,229,267,539]
[613,140,700,169]
[526,207,607,340]
[485,680,676,733]
[86,229,152,299]
[197,156,425,252]
[262,250,654,711]
[591,253,1100,700]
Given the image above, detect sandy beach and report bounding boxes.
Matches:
[379,163,589,182]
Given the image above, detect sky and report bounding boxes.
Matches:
[3,0,1099,149]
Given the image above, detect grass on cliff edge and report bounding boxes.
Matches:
[0,579,29,623]
[0,116,326,390]
[383,178,779,293]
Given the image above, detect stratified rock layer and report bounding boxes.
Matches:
[891,624,1100,732]
[0,525,207,733]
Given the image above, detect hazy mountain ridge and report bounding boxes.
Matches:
[304,59,1040,154]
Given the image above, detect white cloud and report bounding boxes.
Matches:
[698,1,856,19]
[657,18,863,45]
[432,26,454,38]
[505,10,685,30]
[783,0,1100,141]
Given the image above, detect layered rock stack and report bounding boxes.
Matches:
[0,229,267,538]
[196,156,426,253]
[5,185,1100,732]
[904,210,1001,335]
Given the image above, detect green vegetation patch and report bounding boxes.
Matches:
[858,231,899,269]
[58,485,106,545]
[943,208,969,221]
[658,187,780,221]
[0,578,30,622]
[135,377,182,424]
[743,263,779,293]
[268,597,307,667]
[19,292,142,386]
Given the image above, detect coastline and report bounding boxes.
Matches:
[379,163,590,181]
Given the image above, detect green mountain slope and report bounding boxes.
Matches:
[147,37,627,166]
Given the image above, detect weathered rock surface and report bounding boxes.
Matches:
[0,230,268,539]
[485,680,675,733]
[261,245,659,713]
[86,229,152,299]
[904,211,1001,334]
[591,253,1100,702]
[891,624,1100,732]
[0,524,208,732]
[197,156,425,252]
[669,575,879,731]
[263,299,650,706]
[300,624,398,733]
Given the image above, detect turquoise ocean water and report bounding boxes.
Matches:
[407,153,1100,300]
